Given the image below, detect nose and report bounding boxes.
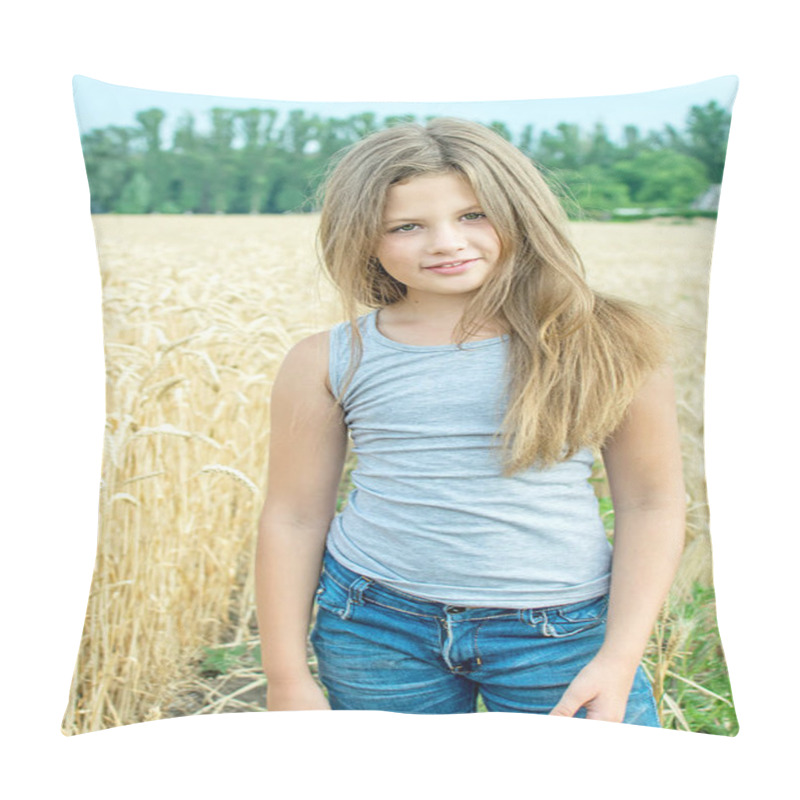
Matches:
[427,223,467,254]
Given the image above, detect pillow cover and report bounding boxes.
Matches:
[64,74,739,735]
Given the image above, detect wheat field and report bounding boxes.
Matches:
[62,213,728,734]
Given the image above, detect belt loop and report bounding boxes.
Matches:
[540,609,556,637]
[522,608,543,628]
[348,576,372,607]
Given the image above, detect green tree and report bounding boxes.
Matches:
[207,108,238,212]
[235,108,279,213]
[116,171,152,213]
[135,108,165,153]
[346,112,379,140]
[315,117,353,159]
[586,123,616,168]
[613,150,708,208]
[537,123,583,170]
[283,109,318,155]
[81,126,139,212]
[518,124,535,158]
[173,112,197,154]
[621,125,644,160]
[78,100,728,217]
[684,101,732,183]
[558,165,631,215]
[170,114,205,211]
[489,121,512,141]
[384,114,417,128]
[134,108,169,211]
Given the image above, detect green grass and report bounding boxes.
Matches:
[199,642,262,677]
[646,584,738,735]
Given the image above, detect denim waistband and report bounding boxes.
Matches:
[320,547,607,623]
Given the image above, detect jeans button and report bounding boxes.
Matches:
[447,606,466,613]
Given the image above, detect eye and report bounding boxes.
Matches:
[462,212,487,221]
[389,223,419,233]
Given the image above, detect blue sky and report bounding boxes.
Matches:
[73,74,738,145]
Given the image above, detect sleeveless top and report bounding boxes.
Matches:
[324,310,612,608]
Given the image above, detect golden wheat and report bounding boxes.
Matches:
[63,214,716,733]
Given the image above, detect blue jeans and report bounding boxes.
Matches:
[310,549,660,725]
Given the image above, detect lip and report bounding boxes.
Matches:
[424,258,477,274]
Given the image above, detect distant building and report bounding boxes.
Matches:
[692,184,721,212]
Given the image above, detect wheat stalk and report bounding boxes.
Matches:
[64,214,719,734]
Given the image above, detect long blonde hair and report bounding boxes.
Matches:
[317,118,668,473]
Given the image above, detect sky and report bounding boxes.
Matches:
[73,73,739,145]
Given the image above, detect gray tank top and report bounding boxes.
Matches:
[325,310,611,608]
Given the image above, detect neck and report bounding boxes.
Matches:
[378,295,505,346]
[399,292,472,327]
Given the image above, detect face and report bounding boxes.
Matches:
[373,172,502,306]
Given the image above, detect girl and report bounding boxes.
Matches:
[255,118,685,724]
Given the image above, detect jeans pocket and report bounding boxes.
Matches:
[315,567,350,618]
[541,594,608,638]
[315,566,364,620]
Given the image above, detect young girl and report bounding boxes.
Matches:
[255,118,685,724]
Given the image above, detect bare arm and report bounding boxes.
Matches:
[255,331,348,710]
[551,366,686,722]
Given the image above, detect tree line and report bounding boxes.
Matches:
[79,101,731,218]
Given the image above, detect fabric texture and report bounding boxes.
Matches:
[311,548,660,723]
[325,310,613,608]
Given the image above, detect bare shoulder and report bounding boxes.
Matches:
[269,329,345,443]
[628,364,677,412]
[273,330,334,398]
[606,365,678,443]
[280,330,330,369]
[264,329,347,522]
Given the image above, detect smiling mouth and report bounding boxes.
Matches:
[424,259,477,274]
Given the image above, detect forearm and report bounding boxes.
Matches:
[551,369,685,721]
[599,502,685,670]
[255,510,330,682]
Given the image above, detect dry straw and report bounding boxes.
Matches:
[64,214,718,733]
[63,214,339,733]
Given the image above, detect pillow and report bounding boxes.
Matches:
[64,74,739,735]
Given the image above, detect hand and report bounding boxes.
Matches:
[549,654,637,723]
[266,674,332,711]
